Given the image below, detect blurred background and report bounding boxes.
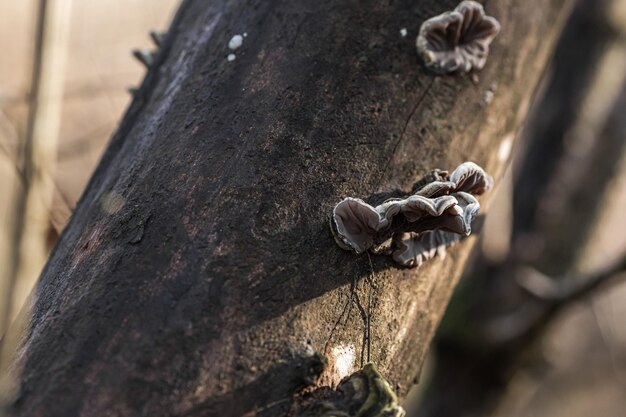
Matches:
[1,1,625,416]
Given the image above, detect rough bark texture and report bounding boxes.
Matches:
[9,0,572,416]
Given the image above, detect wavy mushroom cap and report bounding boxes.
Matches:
[399,194,458,222]
[376,194,458,221]
[450,161,494,194]
[452,191,481,234]
[332,198,385,253]
[416,1,501,74]
[407,192,479,236]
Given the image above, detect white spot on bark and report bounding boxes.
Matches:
[228,34,243,50]
[331,344,355,379]
[400,28,408,37]
[498,133,514,162]
[227,53,236,62]
[394,301,418,351]
[481,81,498,106]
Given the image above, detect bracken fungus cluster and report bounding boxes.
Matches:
[331,162,492,267]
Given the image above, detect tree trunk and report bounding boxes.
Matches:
[8,0,572,416]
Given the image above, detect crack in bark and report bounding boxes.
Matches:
[353,284,370,367]
[323,283,355,355]
[322,270,375,370]
[374,79,436,192]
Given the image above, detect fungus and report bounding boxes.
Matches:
[408,192,480,236]
[409,168,449,194]
[330,161,492,267]
[416,1,501,74]
[300,363,405,417]
[392,231,457,268]
[332,198,388,253]
[449,161,493,194]
[378,194,458,222]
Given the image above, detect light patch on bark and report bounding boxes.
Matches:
[498,133,514,162]
[331,344,356,380]
[393,300,418,354]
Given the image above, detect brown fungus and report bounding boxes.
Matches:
[378,194,458,222]
[330,161,491,267]
[408,192,480,237]
[449,161,494,194]
[416,1,501,74]
[332,197,388,253]
[392,230,461,268]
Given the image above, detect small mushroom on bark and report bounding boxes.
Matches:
[332,198,389,253]
[450,161,493,194]
[330,161,492,267]
[416,1,501,74]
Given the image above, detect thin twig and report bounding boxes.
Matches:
[517,256,626,307]
[484,256,626,344]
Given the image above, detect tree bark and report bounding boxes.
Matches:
[8,0,572,416]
